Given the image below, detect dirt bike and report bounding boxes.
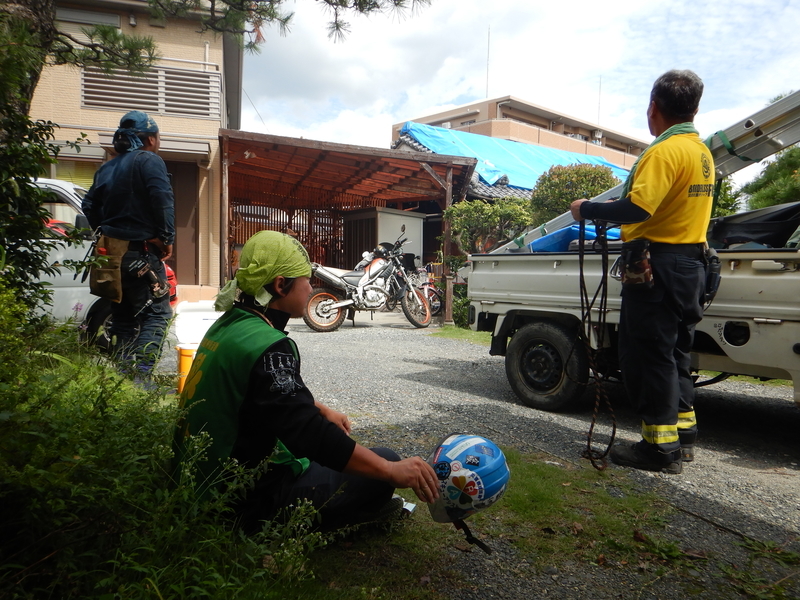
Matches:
[303,226,431,332]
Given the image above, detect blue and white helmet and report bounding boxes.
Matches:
[427,434,510,524]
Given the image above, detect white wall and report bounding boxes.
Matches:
[376,209,425,259]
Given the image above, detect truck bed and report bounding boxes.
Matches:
[468,213,800,406]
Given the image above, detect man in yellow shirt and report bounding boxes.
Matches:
[571,70,714,474]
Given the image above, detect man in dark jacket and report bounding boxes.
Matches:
[83,111,175,376]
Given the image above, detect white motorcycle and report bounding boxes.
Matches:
[303,226,431,332]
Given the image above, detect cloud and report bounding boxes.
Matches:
[241,0,800,177]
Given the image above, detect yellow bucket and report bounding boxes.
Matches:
[176,343,199,394]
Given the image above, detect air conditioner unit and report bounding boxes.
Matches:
[592,129,603,139]
[441,122,451,129]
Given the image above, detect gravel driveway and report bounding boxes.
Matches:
[160,309,800,598]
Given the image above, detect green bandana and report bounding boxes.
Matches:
[620,122,699,200]
[214,231,312,312]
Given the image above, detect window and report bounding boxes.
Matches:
[55,160,97,190]
[82,65,221,119]
[56,8,120,43]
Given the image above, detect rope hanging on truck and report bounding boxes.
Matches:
[576,220,618,471]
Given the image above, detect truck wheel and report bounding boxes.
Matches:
[505,321,588,412]
[303,287,346,332]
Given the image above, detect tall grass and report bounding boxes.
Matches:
[0,286,328,599]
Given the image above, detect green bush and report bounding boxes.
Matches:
[0,297,328,599]
[451,284,470,329]
[443,197,532,254]
[530,163,620,223]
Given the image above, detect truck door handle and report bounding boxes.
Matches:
[751,260,789,271]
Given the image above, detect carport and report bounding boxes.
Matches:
[219,129,477,281]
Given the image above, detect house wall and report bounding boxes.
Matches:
[29,4,227,301]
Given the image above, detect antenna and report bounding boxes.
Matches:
[243,87,267,131]
[486,26,490,98]
[597,75,602,126]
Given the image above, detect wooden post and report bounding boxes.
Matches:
[220,134,230,285]
[443,166,454,270]
[444,274,454,325]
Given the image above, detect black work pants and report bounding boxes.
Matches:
[618,251,705,453]
[237,447,400,533]
[108,247,171,376]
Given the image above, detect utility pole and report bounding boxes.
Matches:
[597,75,602,126]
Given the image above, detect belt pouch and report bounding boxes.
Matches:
[703,246,722,305]
[89,235,130,303]
[620,239,654,290]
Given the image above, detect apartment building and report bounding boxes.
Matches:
[392,95,648,170]
[29,0,243,299]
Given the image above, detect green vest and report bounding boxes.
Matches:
[175,308,310,495]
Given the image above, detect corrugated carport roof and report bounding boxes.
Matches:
[219,129,477,209]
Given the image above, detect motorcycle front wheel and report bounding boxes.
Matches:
[423,285,443,316]
[304,287,347,332]
[401,288,431,328]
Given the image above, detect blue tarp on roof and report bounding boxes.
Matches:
[400,121,630,189]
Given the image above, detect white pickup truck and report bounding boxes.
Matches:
[466,92,800,411]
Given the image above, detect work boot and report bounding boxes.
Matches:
[610,441,682,474]
[352,495,405,526]
[679,431,697,463]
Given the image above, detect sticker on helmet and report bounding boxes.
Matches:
[465,454,480,466]
[450,460,462,472]
[433,461,451,480]
[474,444,496,457]
[445,436,486,460]
[446,471,485,508]
[474,483,507,510]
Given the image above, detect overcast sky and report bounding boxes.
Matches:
[240,0,798,187]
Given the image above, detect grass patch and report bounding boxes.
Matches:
[472,449,673,565]
[297,448,679,598]
[429,325,491,346]
[698,370,792,388]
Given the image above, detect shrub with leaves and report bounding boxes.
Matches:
[0,300,329,599]
[450,284,471,329]
[740,146,800,211]
[530,163,621,223]
[712,177,742,218]
[443,197,531,254]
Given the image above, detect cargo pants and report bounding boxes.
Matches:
[618,249,705,454]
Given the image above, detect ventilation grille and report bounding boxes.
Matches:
[82,65,220,119]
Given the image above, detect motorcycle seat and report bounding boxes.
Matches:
[342,271,364,285]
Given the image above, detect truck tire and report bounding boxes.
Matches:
[303,287,347,332]
[505,321,588,412]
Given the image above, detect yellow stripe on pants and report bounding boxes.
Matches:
[677,410,697,430]
[641,423,679,445]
